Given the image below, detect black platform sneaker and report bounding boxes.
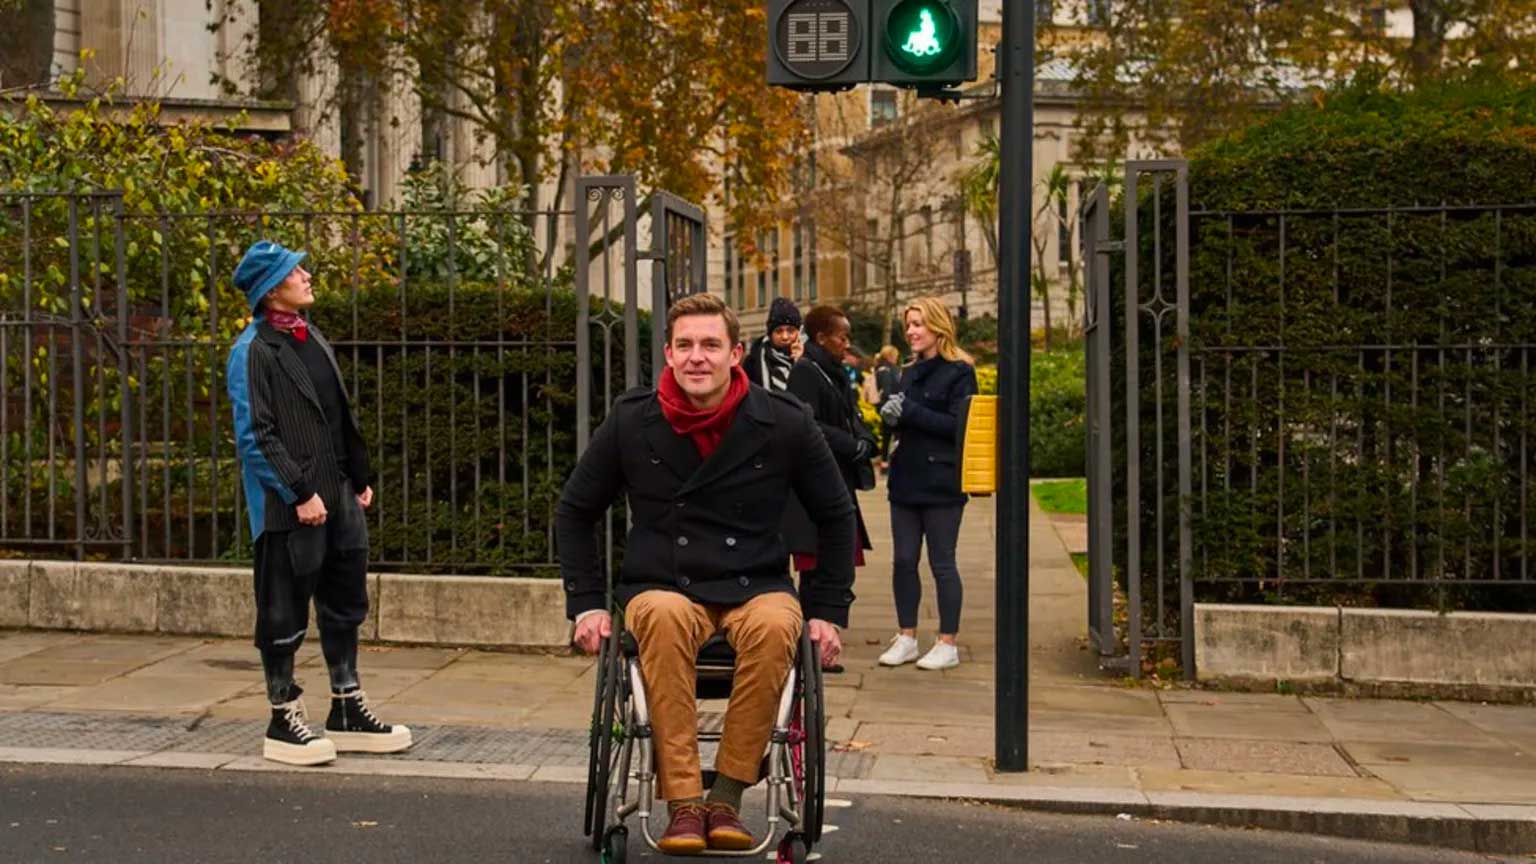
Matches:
[325,690,413,753]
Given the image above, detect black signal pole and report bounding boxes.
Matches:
[994,0,1033,773]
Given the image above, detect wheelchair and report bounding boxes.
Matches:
[582,614,827,863]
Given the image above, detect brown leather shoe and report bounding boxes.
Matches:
[657,803,708,855]
[705,802,755,851]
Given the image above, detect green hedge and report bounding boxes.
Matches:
[1115,78,1536,617]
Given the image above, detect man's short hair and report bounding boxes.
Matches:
[666,293,742,346]
[803,304,848,341]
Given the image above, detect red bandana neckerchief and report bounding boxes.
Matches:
[656,365,750,460]
[266,310,308,343]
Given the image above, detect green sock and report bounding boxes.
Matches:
[668,796,704,816]
[706,773,750,811]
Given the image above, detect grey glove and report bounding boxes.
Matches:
[879,393,906,426]
[852,438,872,462]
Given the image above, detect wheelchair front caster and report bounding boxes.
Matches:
[601,826,627,864]
[776,831,808,864]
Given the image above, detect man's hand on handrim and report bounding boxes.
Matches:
[806,618,841,668]
[573,610,613,655]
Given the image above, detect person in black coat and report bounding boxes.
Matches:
[557,294,856,853]
[782,305,877,615]
[743,297,803,391]
[876,296,979,672]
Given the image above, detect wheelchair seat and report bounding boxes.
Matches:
[618,631,738,666]
[619,631,738,699]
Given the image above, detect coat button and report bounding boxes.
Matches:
[565,581,575,591]
[675,500,686,509]
[650,455,662,464]
[676,536,689,547]
[679,576,691,587]
[725,537,737,547]
[738,576,750,587]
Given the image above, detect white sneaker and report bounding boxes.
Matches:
[916,642,960,671]
[877,634,920,666]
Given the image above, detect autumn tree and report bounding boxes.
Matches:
[214,0,802,238]
[1048,0,1536,159]
[810,90,954,331]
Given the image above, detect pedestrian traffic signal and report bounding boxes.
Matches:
[871,0,976,87]
[766,0,977,92]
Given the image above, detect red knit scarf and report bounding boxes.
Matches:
[657,365,750,459]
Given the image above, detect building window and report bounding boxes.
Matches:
[1086,0,1111,26]
[769,227,781,298]
[724,237,735,307]
[979,116,995,141]
[757,230,769,308]
[1037,0,1054,24]
[793,220,805,300]
[736,238,747,306]
[871,90,898,128]
[807,219,819,302]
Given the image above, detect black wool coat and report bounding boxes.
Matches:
[781,342,875,558]
[555,384,860,626]
[887,356,979,508]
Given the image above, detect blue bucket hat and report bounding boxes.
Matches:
[234,240,307,310]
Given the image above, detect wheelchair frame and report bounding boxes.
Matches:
[583,617,826,864]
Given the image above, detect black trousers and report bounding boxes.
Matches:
[890,501,966,635]
[253,486,370,655]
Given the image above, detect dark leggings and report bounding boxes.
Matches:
[890,502,966,635]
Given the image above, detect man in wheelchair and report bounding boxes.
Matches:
[556,294,857,856]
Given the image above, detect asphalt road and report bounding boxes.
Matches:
[0,764,1512,864]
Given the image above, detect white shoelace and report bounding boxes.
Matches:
[283,701,317,742]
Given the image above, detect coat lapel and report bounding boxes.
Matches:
[680,387,774,494]
[642,398,704,482]
[257,322,323,414]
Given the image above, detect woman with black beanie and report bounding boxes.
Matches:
[744,297,803,391]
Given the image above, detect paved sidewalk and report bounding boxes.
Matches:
[2,488,1535,851]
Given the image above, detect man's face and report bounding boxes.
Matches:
[665,313,743,405]
[266,266,314,312]
[770,325,800,349]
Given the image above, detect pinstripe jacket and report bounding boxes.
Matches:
[227,318,369,540]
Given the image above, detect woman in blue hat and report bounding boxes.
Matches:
[226,240,411,766]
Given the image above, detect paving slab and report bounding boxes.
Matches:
[123,751,240,770]
[987,763,1138,789]
[0,658,149,687]
[849,722,995,758]
[0,684,79,711]
[1433,701,1536,752]
[865,753,990,783]
[0,631,80,664]
[1303,697,1504,745]
[1174,737,1358,777]
[43,674,254,715]
[1028,731,1181,769]
[1163,701,1334,743]
[1025,709,1173,736]
[844,685,994,727]
[1138,767,1403,800]
[1030,683,1165,717]
[1345,740,1536,805]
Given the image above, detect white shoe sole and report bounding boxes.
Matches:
[916,656,960,671]
[264,738,337,766]
[328,725,413,754]
[878,649,919,667]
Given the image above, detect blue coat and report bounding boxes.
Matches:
[887,356,978,508]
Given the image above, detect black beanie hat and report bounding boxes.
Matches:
[767,297,803,331]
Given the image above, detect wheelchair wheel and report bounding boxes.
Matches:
[601,826,628,864]
[585,628,623,849]
[795,632,827,845]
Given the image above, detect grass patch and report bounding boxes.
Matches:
[1032,478,1086,515]
[1070,553,1089,579]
